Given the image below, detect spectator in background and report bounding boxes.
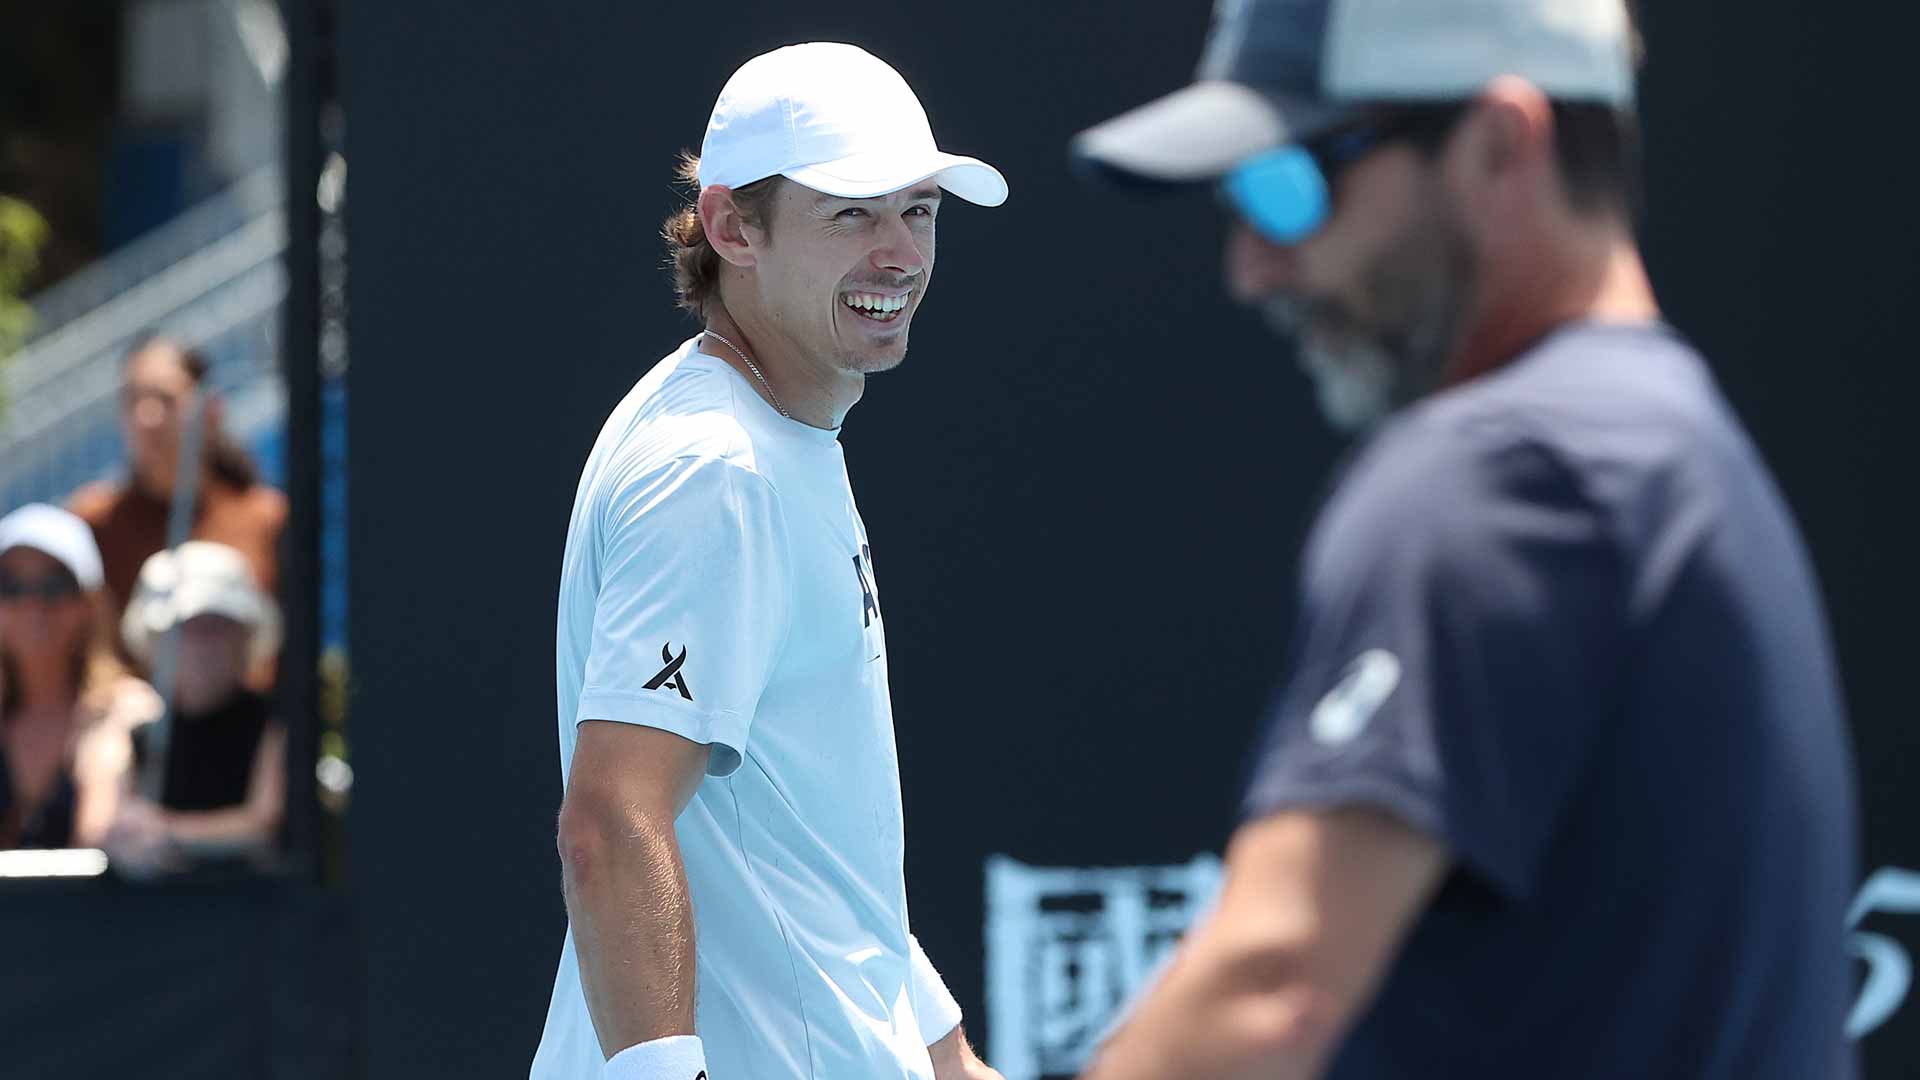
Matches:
[104,541,285,874]
[0,504,160,849]
[68,333,286,680]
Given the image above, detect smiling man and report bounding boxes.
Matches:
[530,43,1007,1080]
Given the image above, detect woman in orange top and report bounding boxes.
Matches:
[68,334,287,681]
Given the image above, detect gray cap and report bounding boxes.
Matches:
[1074,0,1636,183]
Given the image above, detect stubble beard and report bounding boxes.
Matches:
[1262,196,1478,434]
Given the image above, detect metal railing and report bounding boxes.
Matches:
[0,167,287,510]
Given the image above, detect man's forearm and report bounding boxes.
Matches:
[1079,931,1339,1080]
[561,810,698,1058]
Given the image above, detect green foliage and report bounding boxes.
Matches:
[0,195,52,423]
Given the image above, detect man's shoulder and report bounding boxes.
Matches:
[598,345,769,477]
[1314,320,1768,595]
[1376,323,1742,509]
[1433,322,1732,457]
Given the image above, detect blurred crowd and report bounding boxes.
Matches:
[0,334,288,876]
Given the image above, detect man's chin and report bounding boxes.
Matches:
[848,336,911,375]
[1299,336,1395,434]
[855,353,908,375]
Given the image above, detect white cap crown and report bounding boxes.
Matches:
[697,43,1007,206]
[0,503,104,591]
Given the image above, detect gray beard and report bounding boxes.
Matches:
[1260,296,1397,433]
[1260,203,1477,434]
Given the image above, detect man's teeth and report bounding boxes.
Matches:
[842,292,908,319]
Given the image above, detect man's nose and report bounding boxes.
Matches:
[871,217,927,277]
[1225,223,1302,304]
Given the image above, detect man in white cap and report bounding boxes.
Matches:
[532,43,1007,1080]
[1069,0,1857,1077]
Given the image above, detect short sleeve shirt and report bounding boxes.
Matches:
[532,339,946,1079]
[1243,323,1860,1079]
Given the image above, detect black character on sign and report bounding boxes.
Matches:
[853,545,879,627]
[644,643,693,700]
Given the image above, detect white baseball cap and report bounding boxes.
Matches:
[122,541,282,669]
[1076,0,1636,182]
[698,42,1009,207]
[0,503,105,591]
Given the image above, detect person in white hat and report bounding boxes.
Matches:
[1069,0,1857,1078]
[100,541,285,875]
[532,43,1006,1080]
[0,504,161,851]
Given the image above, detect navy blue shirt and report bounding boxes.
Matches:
[1243,323,1860,1078]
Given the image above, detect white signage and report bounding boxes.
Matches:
[984,855,1222,1079]
[1848,866,1920,1038]
[980,857,1910,1076]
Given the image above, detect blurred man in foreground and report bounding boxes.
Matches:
[1070,0,1859,1076]
[532,43,1007,1080]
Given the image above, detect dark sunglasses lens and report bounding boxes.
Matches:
[0,575,79,601]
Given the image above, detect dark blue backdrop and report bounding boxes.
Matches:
[337,1,1919,1076]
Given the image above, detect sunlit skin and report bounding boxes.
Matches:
[1224,78,1658,416]
[699,181,942,429]
[122,341,224,497]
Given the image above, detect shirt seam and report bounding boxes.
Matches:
[711,375,800,677]
[727,766,819,1078]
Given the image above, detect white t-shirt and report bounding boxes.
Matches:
[531,338,961,1079]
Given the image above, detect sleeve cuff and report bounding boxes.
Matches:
[1242,773,1529,902]
[908,933,963,1042]
[576,689,745,777]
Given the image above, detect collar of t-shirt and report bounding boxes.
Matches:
[691,345,846,445]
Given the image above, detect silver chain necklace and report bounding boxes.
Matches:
[704,330,791,420]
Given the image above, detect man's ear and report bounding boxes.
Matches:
[698,186,760,269]
[1471,76,1554,187]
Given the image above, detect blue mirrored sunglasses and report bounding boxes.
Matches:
[1218,125,1390,245]
[1219,108,1465,245]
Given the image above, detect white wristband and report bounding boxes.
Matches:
[603,1035,707,1080]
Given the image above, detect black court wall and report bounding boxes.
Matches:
[343,2,1919,1076]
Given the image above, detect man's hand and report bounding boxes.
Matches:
[929,1023,1003,1080]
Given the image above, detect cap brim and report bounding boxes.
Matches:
[128,583,284,670]
[1071,81,1353,187]
[783,149,1009,207]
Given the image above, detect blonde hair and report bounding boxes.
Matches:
[661,151,784,319]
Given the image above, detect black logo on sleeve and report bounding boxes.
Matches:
[853,545,879,627]
[644,643,693,700]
